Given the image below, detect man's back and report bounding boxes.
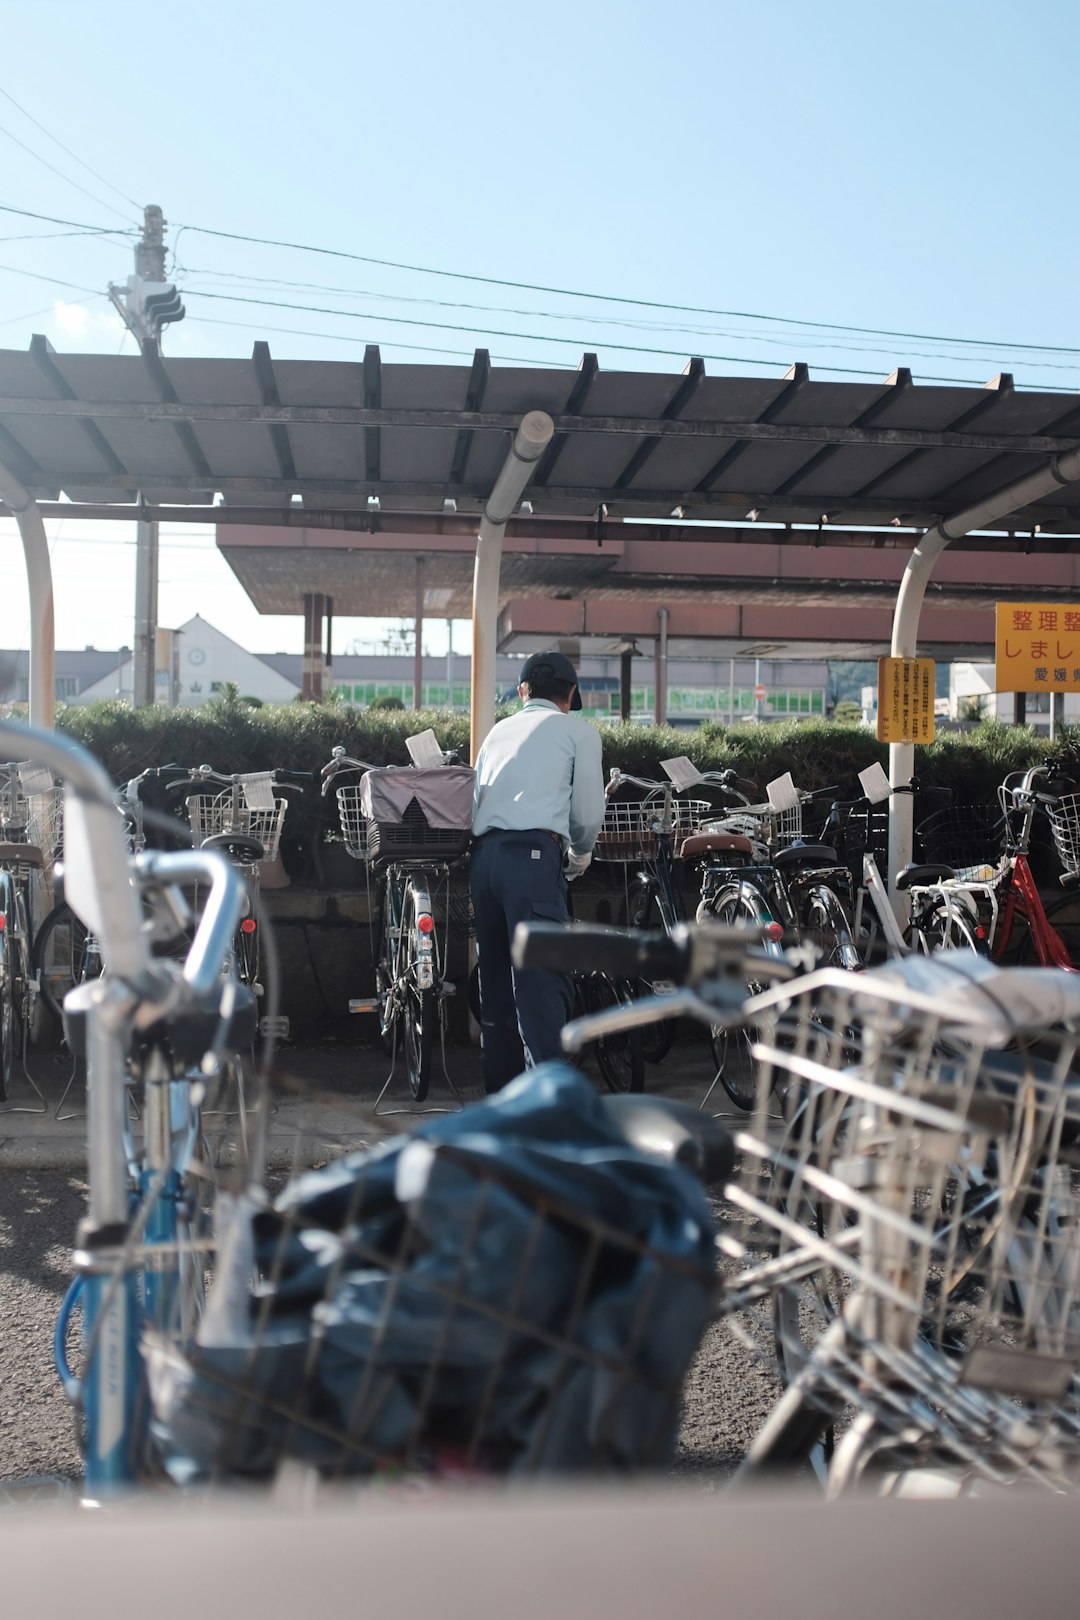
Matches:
[472,699,604,852]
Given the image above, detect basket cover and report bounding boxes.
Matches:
[359,765,475,829]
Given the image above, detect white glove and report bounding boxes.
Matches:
[564,849,592,882]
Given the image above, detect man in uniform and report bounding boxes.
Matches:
[470,651,605,1092]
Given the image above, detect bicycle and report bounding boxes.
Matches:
[163,763,310,1018]
[0,760,55,1106]
[0,718,258,1498]
[903,766,1080,967]
[689,771,862,1110]
[521,918,1080,1494]
[322,742,474,1103]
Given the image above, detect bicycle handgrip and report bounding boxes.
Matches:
[600,1095,735,1186]
[513,921,688,981]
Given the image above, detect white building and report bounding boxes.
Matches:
[76,615,300,707]
[950,663,1080,734]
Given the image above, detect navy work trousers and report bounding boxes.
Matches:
[469,829,574,1093]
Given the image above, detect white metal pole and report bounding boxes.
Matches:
[887,443,1080,915]
[470,411,554,760]
[133,516,159,708]
[0,459,54,728]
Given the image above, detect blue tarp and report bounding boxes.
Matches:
[150,1064,717,1482]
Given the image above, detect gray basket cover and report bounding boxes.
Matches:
[360,765,475,829]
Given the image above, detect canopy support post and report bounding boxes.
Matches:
[0,459,54,729]
[470,411,554,761]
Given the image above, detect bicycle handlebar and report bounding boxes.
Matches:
[515,922,690,979]
[135,849,247,1000]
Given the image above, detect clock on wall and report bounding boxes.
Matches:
[188,648,206,666]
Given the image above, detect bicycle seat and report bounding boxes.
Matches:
[772,844,838,870]
[0,841,43,867]
[678,831,753,861]
[201,831,266,864]
[895,862,956,889]
[600,1094,735,1185]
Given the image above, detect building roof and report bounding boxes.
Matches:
[2,341,1080,532]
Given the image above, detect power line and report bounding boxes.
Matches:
[178,266,1080,374]
[0,293,104,329]
[0,86,143,213]
[192,312,568,367]
[0,202,137,236]
[0,119,138,227]
[0,261,108,297]
[175,217,1080,359]
[180,286,1078,388]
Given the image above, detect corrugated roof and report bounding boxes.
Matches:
[2,340,1080,530]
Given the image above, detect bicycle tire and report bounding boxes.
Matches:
[32,901,101,1024]
[0,940,15,1103]
[401,880,435,1101]
[799,884,863,971]
[704,884,778,1111]
[1017,890,1080,970]
[580,974,645,1094]
[627,882,677,1064]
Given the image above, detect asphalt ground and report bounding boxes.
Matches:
[0,1035,781,1492]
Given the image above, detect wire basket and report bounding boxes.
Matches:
[137,1068,716,1485]
[186,791,288,863]
[1047,793,1080,878]
[337,783,471,864]
[811,800,891,878]
[916,803,1006,873]
[0,764,30,837]
[594,798,711,863]
[25,786,62,866]
[721,960,1080,1487]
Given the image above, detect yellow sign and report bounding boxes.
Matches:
[876,656,935,745]
[995,602,1080,693]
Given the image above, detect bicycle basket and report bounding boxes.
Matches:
[722,958,1080,1486]
[20,765,62,867]
[810,801,891,877]
[359,764,474,863]
[593,799,711,863]
[1047,793,1080,877]
[186,790,288,863]
[145,1065,717,1484]
[915,803,1005,872]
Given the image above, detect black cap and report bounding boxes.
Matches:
[519,650,582,710]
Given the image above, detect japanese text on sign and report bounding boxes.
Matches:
[995,603,1080,693]
[876,656,935,745]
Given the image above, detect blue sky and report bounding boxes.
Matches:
[1,0,1079,659]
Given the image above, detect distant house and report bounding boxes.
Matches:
[75,616,300,707]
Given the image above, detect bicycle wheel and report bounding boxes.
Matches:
[800,884,863,971]
[579,974,645,1093]
[1017,891,1080,969]
[704,885,778,1111]
[0,940,16,1103]
[627,881,677,1064]
[32,901,101,1023]
[400,881,435,1101]
[906,902,983,955]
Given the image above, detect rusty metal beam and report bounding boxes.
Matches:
[2,393,1079,457]
[251,341,297,482]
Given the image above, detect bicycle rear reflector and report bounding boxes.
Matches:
[417,914,435,934]
[240,918,257,934]
[765,922,784,942]
[0,913,5,930]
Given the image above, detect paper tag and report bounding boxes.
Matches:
[766,772,801,812]
[17,761,54,795]
[660,755,704,790]
[858,762,892,805]
[405,728,445,769]
[241,772,276,811]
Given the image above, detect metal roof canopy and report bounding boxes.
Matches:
[5,337,1080,904]
[2,343,1080,530]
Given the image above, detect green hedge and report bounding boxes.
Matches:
[41,696,1058,880]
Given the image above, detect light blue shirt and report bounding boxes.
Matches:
[472,699,605,854]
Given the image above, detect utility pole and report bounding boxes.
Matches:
[109,206,185,708]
